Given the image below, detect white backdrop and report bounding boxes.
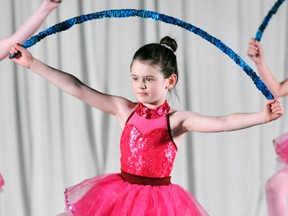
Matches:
[0,0,288,215]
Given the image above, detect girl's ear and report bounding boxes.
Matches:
[167,74,177,89]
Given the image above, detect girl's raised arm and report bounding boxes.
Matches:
[9,44,135,122]
[248,39,288,98]
[0,0,62,60]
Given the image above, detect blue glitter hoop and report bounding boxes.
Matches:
[255,0,286,41]
[12,9,273,99]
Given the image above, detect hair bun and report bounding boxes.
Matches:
[160,36,178,52]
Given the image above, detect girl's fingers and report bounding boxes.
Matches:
[270,100,283,115]
[9,47,17,54]
[11,44,24,54]
[10,45,19,54]
[247,45,260,57]
[271,107,283,116]
[9,44,23,59]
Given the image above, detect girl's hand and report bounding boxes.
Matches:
[247,39,264,65]
[265,99,284,121]
[43,0,63,11]
[9,44,34,69]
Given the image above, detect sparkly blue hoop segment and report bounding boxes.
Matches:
[11,9,273,99]
[255,0,286,41]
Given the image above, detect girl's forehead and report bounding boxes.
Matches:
[131,60,162,75]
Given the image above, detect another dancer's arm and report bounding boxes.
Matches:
[0,0,62,60]
[248,39,288,97]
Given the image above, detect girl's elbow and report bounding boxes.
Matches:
[68,81,85,98]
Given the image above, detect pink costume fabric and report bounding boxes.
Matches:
[273,132,288,164]
[64,101,208,216]
[0,174,4,190]
[264,133,288,216]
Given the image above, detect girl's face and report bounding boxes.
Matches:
[130,60,176,108]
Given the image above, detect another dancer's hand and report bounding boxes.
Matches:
[247,39,264,65]
[43,0,63,11]
[9,44,34,69]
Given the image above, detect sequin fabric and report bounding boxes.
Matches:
[134,101,171,119]
[64,100,209,215]
[120,101,177,178]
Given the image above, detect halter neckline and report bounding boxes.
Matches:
[135,101,170,119]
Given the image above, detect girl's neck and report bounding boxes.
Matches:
[141,99,168,109]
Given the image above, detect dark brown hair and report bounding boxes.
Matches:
[131,36,179,85]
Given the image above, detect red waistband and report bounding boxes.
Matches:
[120,170,171,186]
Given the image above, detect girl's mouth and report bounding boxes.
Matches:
[137,92,147,97]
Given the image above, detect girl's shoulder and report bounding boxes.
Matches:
[169,109,189,126]
[169,109,200,128]
[116,98,138,127]
[168,109,196,140]
[169,109,197,120]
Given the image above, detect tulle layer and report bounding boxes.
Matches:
[64,173,208,216]
[273,133,288,164]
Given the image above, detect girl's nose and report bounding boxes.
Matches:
[139,81,147,89]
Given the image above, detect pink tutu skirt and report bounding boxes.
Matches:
[64,173,208,216]
[273,132,288,164]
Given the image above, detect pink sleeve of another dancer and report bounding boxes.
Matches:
[273,132,288,164]
[0,174,4,190]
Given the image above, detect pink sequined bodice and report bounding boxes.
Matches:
[120,101,177,178]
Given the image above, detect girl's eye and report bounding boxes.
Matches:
[146,78,152,82]
[132,77,138,81]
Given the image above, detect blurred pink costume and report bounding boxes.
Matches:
[265,133,288,216]
[64,101,208,216]
[0,174,4,190]
[274,133,288,165]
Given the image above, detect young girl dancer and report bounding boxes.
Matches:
[0,0,62,191]
[9,36,283,215]
[248,39,288,216]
